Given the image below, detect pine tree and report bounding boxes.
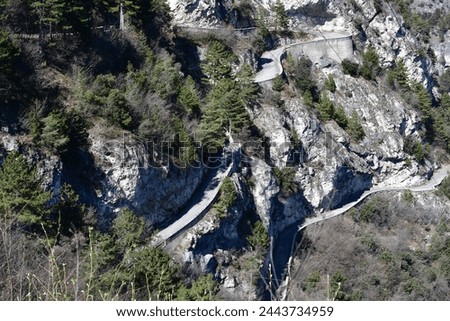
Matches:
[318,94,335,121]
[199,78,251,149]
[236,64,259,102]
[439,69,450,94]
[171,117,198,167]
[31,0,65,38]
[441,93,450,112]
[294,57,316,94]
[413,82,433,125]
[0,152,51,226]
[148,53,181,100]
[0,28,19,75]
[325,75,337,93]
[334,106,348,129]
[62,0,93,33]
[361,47,381,80]
[433,94,450,150]
[41,109,70,153]
[394,59,409,90]
[54,183,86,235]
[274,0,289,31]
[202,40,236,85]
[176,275,218,301]
[127,246,178,300]
[255,7,270,37]
[106,89,133,129]
[177,76,200,115]
[247,221,270,249]
[28,110,43,143]
[347,111,365,141]
[213,177,237,219]
[272,75,284,92]
[111,208,146,252]
[388,59,410,91]
[199,91,228,150]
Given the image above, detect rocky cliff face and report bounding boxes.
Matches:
[251,65,428,220]
[87,124,205,227]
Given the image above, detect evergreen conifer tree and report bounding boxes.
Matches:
[177,76,200,115]
[41,109,70,153]
[274,0,289,31]
[202,40,236,85]
[0,152,51,226]
[347,111,365,141]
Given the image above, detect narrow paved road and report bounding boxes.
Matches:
[299,165,450,231]
[254,32,351,83]
[254,47,286,83]
[151,163,233,247]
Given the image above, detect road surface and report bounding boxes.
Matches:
[299,164,450,231]
[254,47,286,83]
[151,163,233,247]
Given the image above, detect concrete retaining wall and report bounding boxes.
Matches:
[255,34,353,85]
[286,36,353,64]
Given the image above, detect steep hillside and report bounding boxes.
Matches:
[1,0,450,301]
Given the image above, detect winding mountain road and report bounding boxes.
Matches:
[254,47,286,83]
[151,163,233,247]
[299,165,450,231]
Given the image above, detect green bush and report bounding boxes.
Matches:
[176,275,219,301]
[361,47,381,80]
[387,60,409,91]
[342,59,359,77]
[247,221,270,249]
[303,271,321,291]
[402,190,415,204]
[403,136,425,163]
[334,106,348,129]
[325,75,337,93]
[347,111,365,141]
[438,176,450,201]
[274,167,299,196]
[106,89,133,129]
[330,271,348,301]
[361,234,379,254]
[317,94,335,121]
[290,128,302,149]
[302,90,314,107]
[214,177,237,219]
[272,75,284,92]
[289,56,317,95]
[356,197,389,226]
